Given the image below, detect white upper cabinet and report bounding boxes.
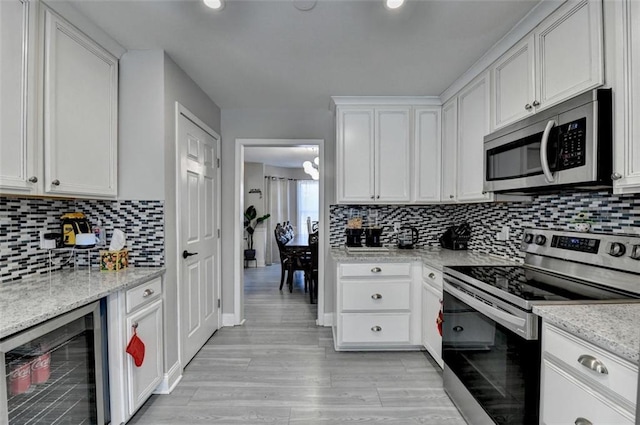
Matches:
[0,0,38,193]
[535,0,603,110]
[611,0,640,194]
[441,98,457,202]
[375,108,411,203]
[336,105,411,204]
[42,8,118,197]
[336,108,375,203]
[456,72,493,203]
[491,36,536,130]
[413,107,442,203]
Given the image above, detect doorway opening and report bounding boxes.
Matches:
[234,139,325,326]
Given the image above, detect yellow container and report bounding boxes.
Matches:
[100,249,129,271]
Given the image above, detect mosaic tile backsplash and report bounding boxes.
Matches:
[0,197,164,282]
[330,191,640,260]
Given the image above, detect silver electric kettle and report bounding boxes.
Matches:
[397,226,419,249]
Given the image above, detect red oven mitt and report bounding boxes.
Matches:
[126,328,145,367]
[436,300,444,337]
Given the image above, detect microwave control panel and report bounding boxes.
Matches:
[557,118,586,170]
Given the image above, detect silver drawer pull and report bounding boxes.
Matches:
[577,354,608,374]
[428,273,436,280]
[371,326,382,332]
[575,417,593,425]
[143,288,155,297]
[371,267,382,273]
[453,326,463,332]
[371,293,382,300]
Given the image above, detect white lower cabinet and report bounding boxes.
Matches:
[540,322,637,425]
[421,265,443,368]
[335,262,421,350]
[108,277,164,424]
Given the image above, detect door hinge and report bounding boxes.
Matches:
[217,299,221,308]
[217,229,221,238]
[217,158,220,168]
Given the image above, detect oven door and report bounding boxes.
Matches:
[442,280,540,425]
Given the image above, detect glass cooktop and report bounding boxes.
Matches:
[445,265,636,309]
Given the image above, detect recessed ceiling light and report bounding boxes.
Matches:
[204,0,224,10]
[384,0,405,10]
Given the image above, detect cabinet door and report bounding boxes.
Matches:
[491,36,536,130]
[441,98,457,202]
[125,299,163,416]
[456,72,493,202]
[336,108,375,203]
[613,0,640,194]
[0,0,38,194]
[422,283,443,368]
[413,107,441,203]
[43,8,118,197]
[375,108,411,203]
[535,0,603,110]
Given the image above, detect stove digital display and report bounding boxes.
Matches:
[551,235,600,253]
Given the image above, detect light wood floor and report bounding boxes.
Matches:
[128,265,467,424]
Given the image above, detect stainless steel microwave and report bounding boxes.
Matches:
[483,88,612,194]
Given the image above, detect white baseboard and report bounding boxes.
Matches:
[154,361,182,394]
[322,313,333,327]
[222,313,238,327]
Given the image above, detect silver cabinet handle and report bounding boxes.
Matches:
[143,288,154,297]
[370,195,375,199]
[577,354,608,374]
[376,195,380,199]
[453,326,463,332]
[575,418,593,425]
[28,176,38,183]
[611,172,622,180]
[371,326,382,332]
[532,100,540,107]
[51,179,60,186]
[524,103,532,110]
[371,267,382,273]
[449,195,454,199]
[428,273,436,280]
[371,293,382,300]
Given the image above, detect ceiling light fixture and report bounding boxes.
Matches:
[203,0,224,10]
[384,0,405,10]
[303,157,320,180]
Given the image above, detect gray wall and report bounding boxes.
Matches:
[220,108,335,319]
[119,49,222,374]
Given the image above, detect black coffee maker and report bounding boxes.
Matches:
[365,228,383,247]
[345,228,364,247]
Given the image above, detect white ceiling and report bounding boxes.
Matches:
[67,0,541,109]
[244,146,319,168]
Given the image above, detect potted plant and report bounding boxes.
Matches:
[244,205,270,260]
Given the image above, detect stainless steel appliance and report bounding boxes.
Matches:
[442,228,640,425]
[483,88,612,194]
[1,302,105,424]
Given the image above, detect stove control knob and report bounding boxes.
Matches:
[609,242,626,257]
[523,233,534,244]
[534,235,547,246]
[630,245,640,260]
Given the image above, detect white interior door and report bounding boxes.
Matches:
[178,110,220,366]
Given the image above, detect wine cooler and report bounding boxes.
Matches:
[1,302,105,424]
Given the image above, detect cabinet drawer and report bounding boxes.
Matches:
[340,313,410,344]
[541,358,634,425]
[340,263,411,278]
[341,281,410,311]
[422,265,442,289]
[126,278,162,313]
[543,323,638,405]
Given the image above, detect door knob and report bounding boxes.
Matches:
[182,250,198,259]
[28,176,38,183]
[532,100,540,107]
[51,179,60,186]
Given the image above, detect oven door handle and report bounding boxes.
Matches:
[540,119,557,183]
[444,282,527,330]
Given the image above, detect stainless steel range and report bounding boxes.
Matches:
[442,228,640,425]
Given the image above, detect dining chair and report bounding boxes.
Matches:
[307,231,319,304]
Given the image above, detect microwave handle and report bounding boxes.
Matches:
[540,119,557,183]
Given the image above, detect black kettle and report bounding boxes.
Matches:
[397,226,419,249]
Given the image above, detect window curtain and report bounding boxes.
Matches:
[297,180,319,233]
[265,177,297,265]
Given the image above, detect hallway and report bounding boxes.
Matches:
[128,265,466,424]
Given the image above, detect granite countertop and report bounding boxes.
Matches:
[533,303,640,365]
[330,246,519,270]
[0,267,165,339]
